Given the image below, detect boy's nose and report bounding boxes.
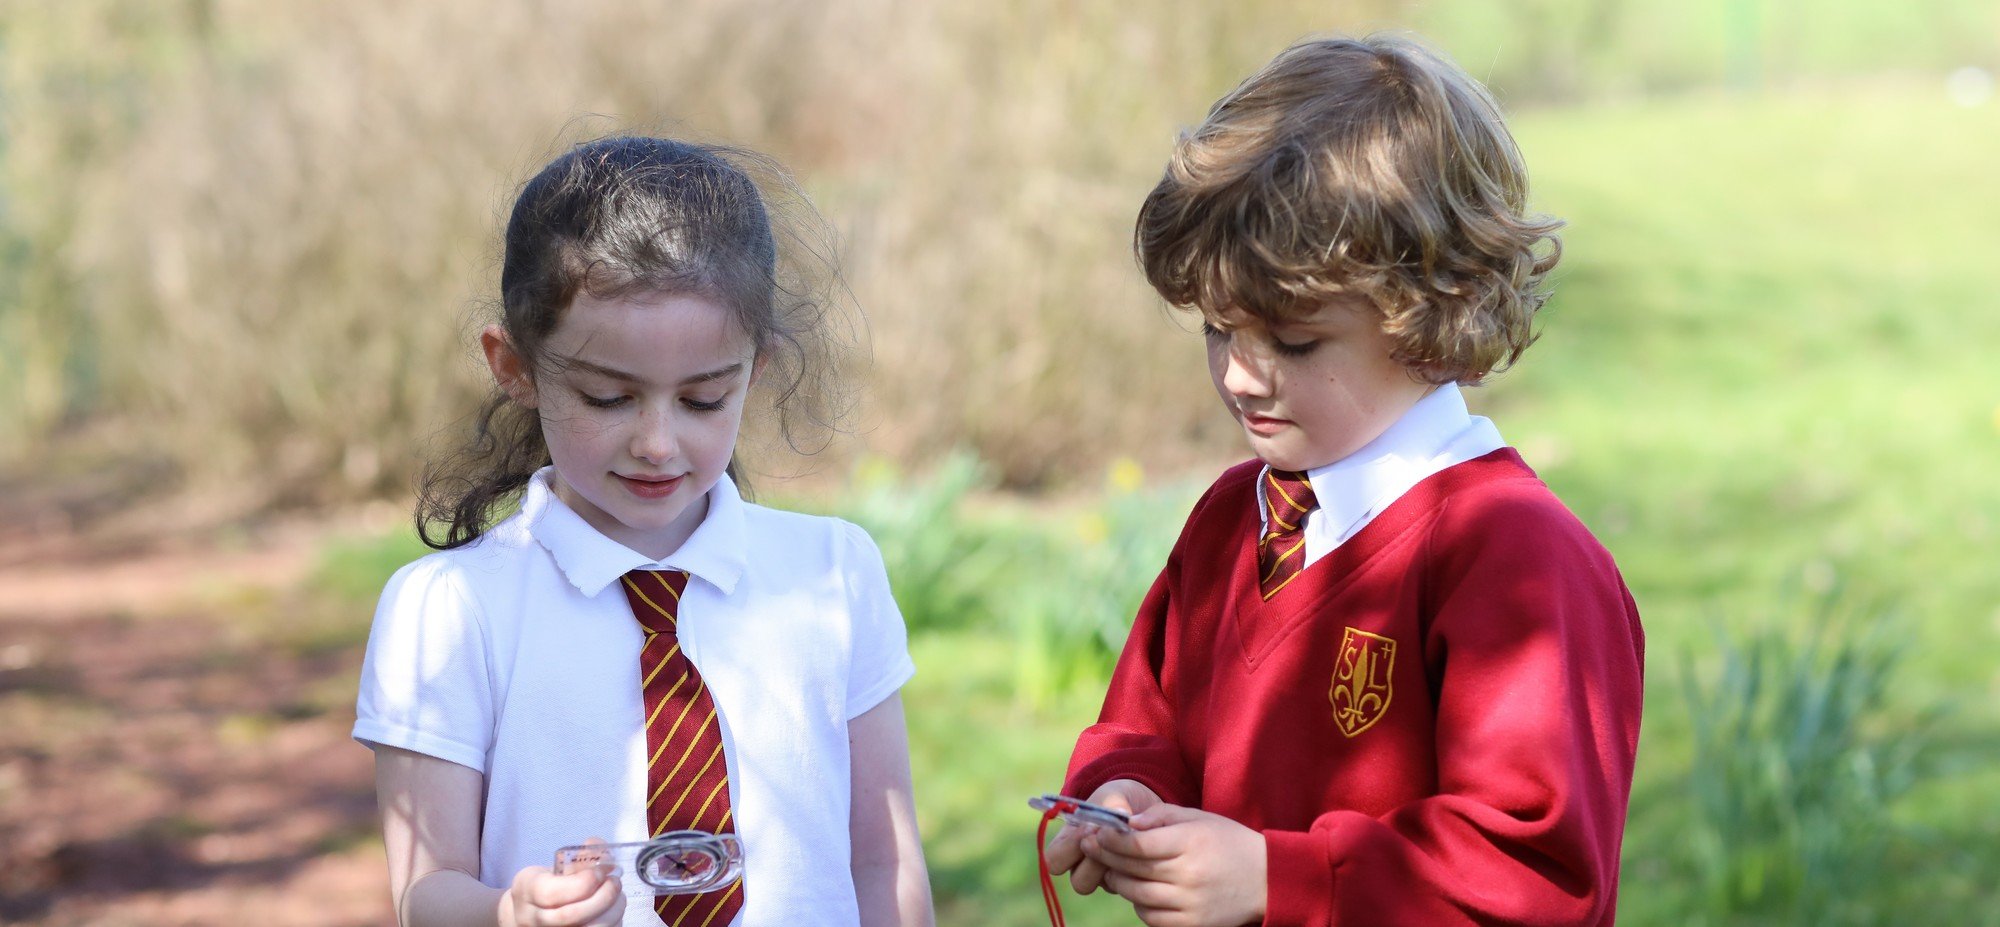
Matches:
[1221,345,1275,398]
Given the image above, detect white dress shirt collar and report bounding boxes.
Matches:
[1260,382,1505,551]
[523,467,749,597]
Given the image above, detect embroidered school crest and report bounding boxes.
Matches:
[1330,628,1395,737]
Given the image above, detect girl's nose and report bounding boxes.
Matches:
[630,407,677,463]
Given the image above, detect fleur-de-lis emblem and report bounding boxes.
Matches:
[1330,627,1395,737]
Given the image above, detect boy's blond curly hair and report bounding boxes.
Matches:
[1136,35,1562,384]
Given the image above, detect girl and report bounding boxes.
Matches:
[354,137,934,927]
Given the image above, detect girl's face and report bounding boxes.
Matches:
[1204,300,1433,472]
[485,291,762,560]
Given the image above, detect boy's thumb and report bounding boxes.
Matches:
[1128,803,1195,830]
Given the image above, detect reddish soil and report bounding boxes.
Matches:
[0,478,397,926]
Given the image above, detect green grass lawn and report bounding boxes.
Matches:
[311,84,1999,925]
[1501,87,2000,923]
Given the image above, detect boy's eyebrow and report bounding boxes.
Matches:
[555,355,746,386]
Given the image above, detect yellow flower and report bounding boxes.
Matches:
[854,454,898,490]
[1108,457,1145,494]
[1076,512,1110,546]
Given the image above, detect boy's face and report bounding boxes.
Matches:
[1204,300,1434,473]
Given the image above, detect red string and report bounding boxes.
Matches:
[1036,800,1076,927]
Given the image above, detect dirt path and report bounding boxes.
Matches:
[0,498,397,926]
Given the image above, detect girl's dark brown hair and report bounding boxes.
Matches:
[1136,35,1563,384]
[416,136,849,549]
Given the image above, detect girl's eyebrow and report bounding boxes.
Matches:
[556,354,745,387]
[679,362,746,386]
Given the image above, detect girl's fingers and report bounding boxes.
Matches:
[526,865,606,910]
[537,870,623,925]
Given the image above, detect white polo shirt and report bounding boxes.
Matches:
[1259,382,1507,569]
[354,469,914,927]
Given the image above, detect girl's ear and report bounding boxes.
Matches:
[481,325,539,408]
[748,349,771,388]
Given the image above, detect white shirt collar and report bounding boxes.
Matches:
[1261,382,1502,539]
[523,467,748,598]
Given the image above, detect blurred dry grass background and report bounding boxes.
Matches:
[0,0,1375,501]
[11,0,1987,503]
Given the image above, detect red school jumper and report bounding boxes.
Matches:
[1065,449,1645,927]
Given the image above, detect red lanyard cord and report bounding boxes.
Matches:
[1036,800,1076,927]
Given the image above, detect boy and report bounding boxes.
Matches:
[1046,36,1645,927]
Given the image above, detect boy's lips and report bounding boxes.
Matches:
[616,473,684,499]
[1242,412,1292,437]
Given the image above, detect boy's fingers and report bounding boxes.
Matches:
[1081,835,1171,880]
[1128,803,1203,829]
[1091,824,1177,860]
[1102,871,1176,910]
[1069,857,1110,895]
[1043,832,1084,874]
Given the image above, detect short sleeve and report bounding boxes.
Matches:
[837,520,916,719]
[352,556,496,772]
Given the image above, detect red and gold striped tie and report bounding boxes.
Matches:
[1257,468,1318,600]
[620,569,744,926]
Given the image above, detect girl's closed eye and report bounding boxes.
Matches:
[683,394,729,412]
[580,391,631,408]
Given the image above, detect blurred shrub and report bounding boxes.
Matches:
[1676,579,1935,925]
[1009,459,1190,705]
[11,1,1990,504]
[836,452,1008,635]
[834,454,1196,704]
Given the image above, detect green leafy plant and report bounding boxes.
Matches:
[835,451,1011,634]
[1677,577,1933,925]
[1008,459,1193,705]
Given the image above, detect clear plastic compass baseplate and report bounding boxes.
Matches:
[553,831,744,897]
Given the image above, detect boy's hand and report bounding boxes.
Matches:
[1080,804,1267,927]
[502,855,623,926]
[1041,779,1162,896]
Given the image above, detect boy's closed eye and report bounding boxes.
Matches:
[1270,336,1320,357]
[1201,319,1322,357]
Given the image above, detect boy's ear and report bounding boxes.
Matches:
[480,325,539,409]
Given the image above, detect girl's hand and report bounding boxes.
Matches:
[502,859,623,926]
[1079,804,1267,927]
[1042,779,1162,896]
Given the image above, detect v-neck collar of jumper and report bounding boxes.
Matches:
[1232,448,1529,670]
[523,466,747,599]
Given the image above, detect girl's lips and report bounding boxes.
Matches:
[617,473,684,499]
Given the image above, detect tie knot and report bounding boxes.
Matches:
[621,568,688,634]
[1262,468,1318,532]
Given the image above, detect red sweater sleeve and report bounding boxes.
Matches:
[1064,565,1200,806]
[1061,478,1226,807]
[1262,488,1645,927]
